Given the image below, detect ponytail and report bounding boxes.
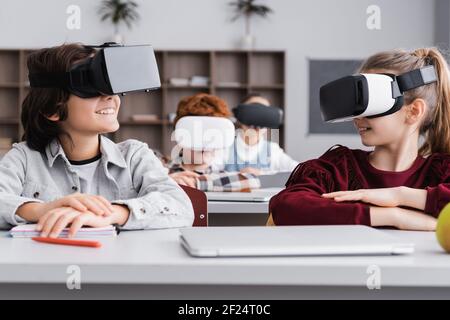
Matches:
[415,48,450,155]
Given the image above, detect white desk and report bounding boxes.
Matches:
[1,228,450,299]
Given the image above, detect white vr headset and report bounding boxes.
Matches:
[173,116,235,151]
[320,65,438,122]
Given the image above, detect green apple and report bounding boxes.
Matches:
[436,203,450,253]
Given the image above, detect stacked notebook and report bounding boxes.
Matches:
[10,224,118,238]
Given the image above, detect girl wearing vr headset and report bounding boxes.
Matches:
[224,94,298,175]
[0,43,194,237]
[168,93,260,192]
[269,47,450,231]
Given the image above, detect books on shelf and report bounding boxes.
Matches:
[168,76,210,87]
[10,224,118,238]
[189,76,209,87]
[169,78,190,86]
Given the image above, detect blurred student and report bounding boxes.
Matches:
[168,93,260,192]
[223,94,298,175]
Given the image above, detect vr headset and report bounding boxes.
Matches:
[173,116,235,151]
[319,65,437,122]
[233,103,283,129]
[29,43,161,98]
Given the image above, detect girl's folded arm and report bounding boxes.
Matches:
[112,142,194,230]
[424,183,450,217]
[0,146,43,229]
[269,162,370,226]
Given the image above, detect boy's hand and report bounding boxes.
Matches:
[36,204,129,238]
[170,171,199,188]
[45,193,114,216]
[17,193,115,223]
[240,167,262,176]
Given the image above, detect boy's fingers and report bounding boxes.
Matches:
[78,197,104,216]
[181,171,200,178]
[66,198,88,212]
[49,211,78,238]
[94,196,114,213]
[89,197,112,216]
[68,216,86,238]
[40,209,68,237]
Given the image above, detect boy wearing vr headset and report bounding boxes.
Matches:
[0,43,194,237]
[169,93,260,192]
[269,47,450,231]
[223,94,298,175]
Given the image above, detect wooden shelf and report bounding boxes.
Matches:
[249,84,284,90]
[0,83,21,88]
[164,84,210,90]
[0,118,19,125]
[0,49,285,155]
[215,84,249,89]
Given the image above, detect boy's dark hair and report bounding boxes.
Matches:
[21,43,96,152]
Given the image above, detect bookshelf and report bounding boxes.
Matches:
[0,49,285,157]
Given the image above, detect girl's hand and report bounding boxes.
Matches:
[394,207,437,231]
[170,171,199,188]
[322,187,403,207]
[239,167,262,176]
[36,207,115,238]
[370,206,437,231]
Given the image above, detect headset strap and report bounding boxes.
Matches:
[396,65,437,92]
[28,69,89,88]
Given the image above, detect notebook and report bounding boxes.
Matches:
[10,224,118,238]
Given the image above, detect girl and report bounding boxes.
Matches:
[224,93,298,175]
[269,48,450,231]
[0,43,194,237]
[169,93,260,192]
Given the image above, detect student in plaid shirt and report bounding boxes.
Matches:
[168,93,260,192]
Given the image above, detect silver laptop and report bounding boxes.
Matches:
[206,188,282,202]
[180,225,415,257]
[258,172,291,188]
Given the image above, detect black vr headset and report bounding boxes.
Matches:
[319,65,438,122]
[29,42,161,98]
[233,103,283,129]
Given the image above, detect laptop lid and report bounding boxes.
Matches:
[258,172,291,188]
[180,225,415,257]
[206,188,282,202]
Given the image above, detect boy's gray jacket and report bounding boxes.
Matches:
[0,136,194,230]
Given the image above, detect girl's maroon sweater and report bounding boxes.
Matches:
[269,146,450,226]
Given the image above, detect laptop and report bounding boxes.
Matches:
[179,225,415,257]
[258,171,291,188]
[206,188,282,202]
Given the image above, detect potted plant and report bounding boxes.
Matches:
[229,0,273,49]
[98,0,140,44]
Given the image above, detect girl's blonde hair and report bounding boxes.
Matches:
[359,48,450,156]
